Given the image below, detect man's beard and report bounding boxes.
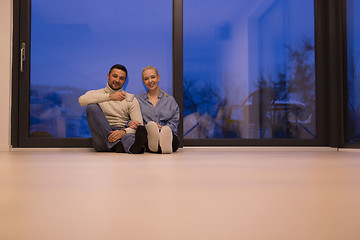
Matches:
[109,82,121,91]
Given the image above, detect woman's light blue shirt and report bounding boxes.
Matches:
[136,91,179,135]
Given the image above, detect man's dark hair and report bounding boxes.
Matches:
[109,64,128,78]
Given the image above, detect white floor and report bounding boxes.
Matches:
[1,147,360,240]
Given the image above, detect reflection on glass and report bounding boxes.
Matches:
[30,0,172,138]
[183,0,316,139]
[346,0,360,143]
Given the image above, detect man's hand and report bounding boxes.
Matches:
[128,121,141,129]
[108,130,126,142]
[109,92,126,101]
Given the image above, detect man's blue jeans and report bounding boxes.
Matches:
[86,104,135,153]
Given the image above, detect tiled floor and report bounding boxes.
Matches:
[1,147,360,240]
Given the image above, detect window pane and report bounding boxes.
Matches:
[30,0,172,138]
[346,0,360,143]
[183,0,316,139]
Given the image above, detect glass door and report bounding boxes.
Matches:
[345,0,360,145]
[183,0,320,145]
[14,0,173,147]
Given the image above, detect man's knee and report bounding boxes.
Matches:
[86,103,102,119]
[86,104,101,116]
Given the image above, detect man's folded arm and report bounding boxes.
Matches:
[78,90,110,106]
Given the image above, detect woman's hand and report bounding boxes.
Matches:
[108,130,126,142]
[109,92,126,101]
[128,121,141,129]
[156,122,162,131]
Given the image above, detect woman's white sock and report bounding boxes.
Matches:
[159,126,173,154]
[145,121,159,152]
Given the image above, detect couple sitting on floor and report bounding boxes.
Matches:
[79,64,179,154]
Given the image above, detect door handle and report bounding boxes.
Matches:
[20,43,25,72]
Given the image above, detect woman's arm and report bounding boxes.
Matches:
[164,101,179,134]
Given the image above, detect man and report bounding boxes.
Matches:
[79,64,147,153]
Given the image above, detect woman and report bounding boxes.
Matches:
[129,66,179,153]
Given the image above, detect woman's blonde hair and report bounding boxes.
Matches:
[142,65,169,97]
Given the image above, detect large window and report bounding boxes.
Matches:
[12,0,344,147]
[183,0,316,140]
[346,0,360,143]
[29,0,172,138]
